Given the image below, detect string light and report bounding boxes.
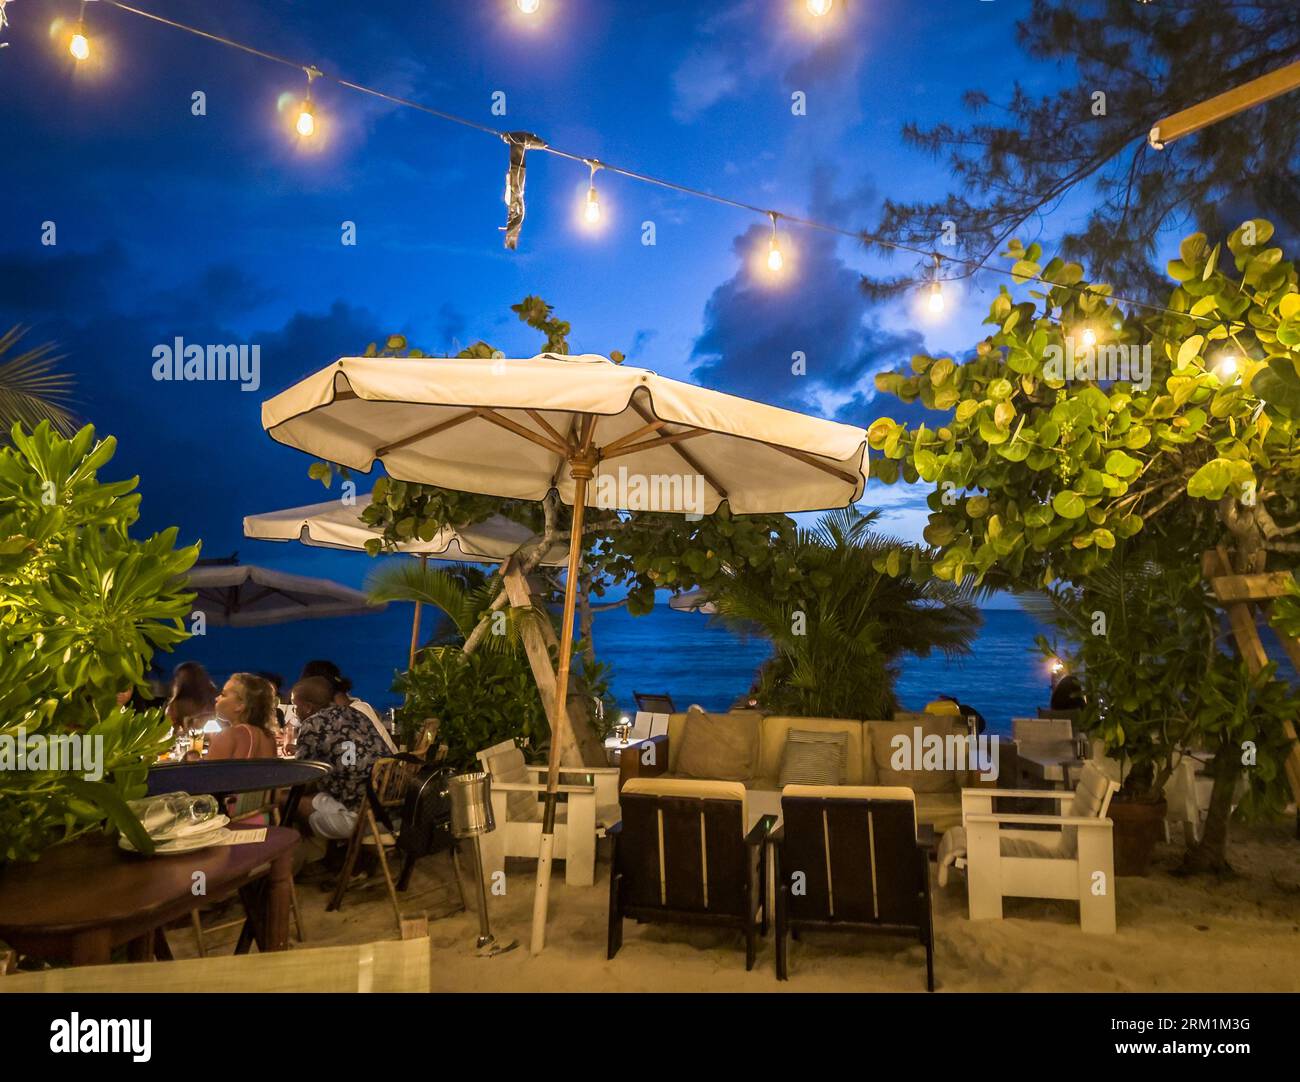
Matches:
[70,1,91,61]
[583,161,602,226]
[61,0,1257,327]
[1214,353,1239,379]
[1079,327,1097,348]
[767,212,784,272]
[295,65,320,137]
[926,255,945,315]
[1,0,12,48]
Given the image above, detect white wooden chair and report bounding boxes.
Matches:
[1011,716,1081,788]
[941,760,1120,934]
[475,740,621,887]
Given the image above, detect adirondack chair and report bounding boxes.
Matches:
[944,760,1119,934]
[1011,716,1082,788]
[475,739,620,887]
[608,778,770,970]
[772,785,935,989]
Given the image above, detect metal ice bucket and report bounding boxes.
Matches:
[449,770,495,839]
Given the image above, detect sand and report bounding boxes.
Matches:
[173,820,1300,992]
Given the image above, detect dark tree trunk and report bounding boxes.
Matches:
[1180,744,1238,875]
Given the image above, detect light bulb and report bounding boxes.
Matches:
[927,281,945,314]
[1079,328,1097,349]
[1050,659,1064,675]
[70,30,89,61]
[584,186,601,225]
[296,100,315,137]
[517,0,540,12]
[767,241,784,272]
[807,0,833,15]
[1215,354,1238,379]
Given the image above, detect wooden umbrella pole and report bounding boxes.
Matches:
[531,429,595,953]
[408,554,427,669]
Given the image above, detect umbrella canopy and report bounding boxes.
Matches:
[186,564,385,628]
[243,494,568,565]
[261,353,869,515]
[261,352,869,951]
[668,588,717,615]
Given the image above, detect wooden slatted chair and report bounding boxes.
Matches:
[608,778,770,970]
[772,785,935,989]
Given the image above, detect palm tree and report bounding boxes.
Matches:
[711,506,986,719]
[0,326,77,441]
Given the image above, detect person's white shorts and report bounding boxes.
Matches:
[308,792,358,839]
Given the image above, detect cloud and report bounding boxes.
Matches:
[689,171,924,419]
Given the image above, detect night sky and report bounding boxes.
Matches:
[4,0,1108,589]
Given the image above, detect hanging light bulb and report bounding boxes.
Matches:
[69,23,90,61]
[1215,353,1239,379]
[295,66,322,138]
[927,281,945,314]
[583,161,602,226]
[1079,327,1097,349]
[767,212,784,272]
[517,0,541,13]
[807,0,833,15]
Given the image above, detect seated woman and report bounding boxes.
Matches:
[165,661,220,756]
[208,673,280,760]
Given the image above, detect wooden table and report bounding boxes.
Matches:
[0,826,299,966]
[1017,748,1084,788]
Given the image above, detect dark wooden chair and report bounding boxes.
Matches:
[608,778,771,970]
[773,785,936,990]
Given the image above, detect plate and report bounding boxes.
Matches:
[119,820,232,855]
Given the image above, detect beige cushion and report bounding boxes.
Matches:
[778,729,848,787]
[870,717,966,794]
[482,744,540,819]
[623,777,746,804]
[759,716,864,783]
[674,707,761,782]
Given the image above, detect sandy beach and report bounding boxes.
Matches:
[172,819,1300,993]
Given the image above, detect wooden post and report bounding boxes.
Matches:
[531,420,596,953]
[1203,549,1300,806]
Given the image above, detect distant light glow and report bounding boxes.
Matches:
[807,0,833,14]
[70,29,89,61]
[1050,659,1065,676]
[517,0,541,12]
[1079,328,1097,349]
[1215,353,1239,379]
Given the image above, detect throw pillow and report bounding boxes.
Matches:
[871,717,962,793]
[778,729,848,787]
[675,706,760,782]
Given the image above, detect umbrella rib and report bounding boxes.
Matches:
[474,408,569,456]
[600,427,709,461]
[766,443,862,485]
[629,400,728,499]
[525,409,569,448]
[376,409,479,457]
[598,419,667,455]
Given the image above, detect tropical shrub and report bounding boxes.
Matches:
[0,422,197,862]
[711,507,984,719]
[867,222,1300,871]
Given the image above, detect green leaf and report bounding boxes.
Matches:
[1104,450,1140,479]
[66,778,154,855]
[1186,458,1234,500]
[1052,490,1085,519]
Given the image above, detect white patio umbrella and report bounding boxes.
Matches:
[668,588,717,615]
[261,352,870,950]
[243,494,567,663]
[186,564,386,628]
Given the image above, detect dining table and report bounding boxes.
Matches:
[0,825,299,966]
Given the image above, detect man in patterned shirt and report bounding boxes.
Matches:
[291,676,390,839]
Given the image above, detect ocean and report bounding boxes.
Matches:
[175,603,1053,737]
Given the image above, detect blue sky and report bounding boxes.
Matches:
[2,0,1097,591]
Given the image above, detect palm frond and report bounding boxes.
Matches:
[0,327,77,439]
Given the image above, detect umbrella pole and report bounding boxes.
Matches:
[530,469,590,953]
[408,555,427,668]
